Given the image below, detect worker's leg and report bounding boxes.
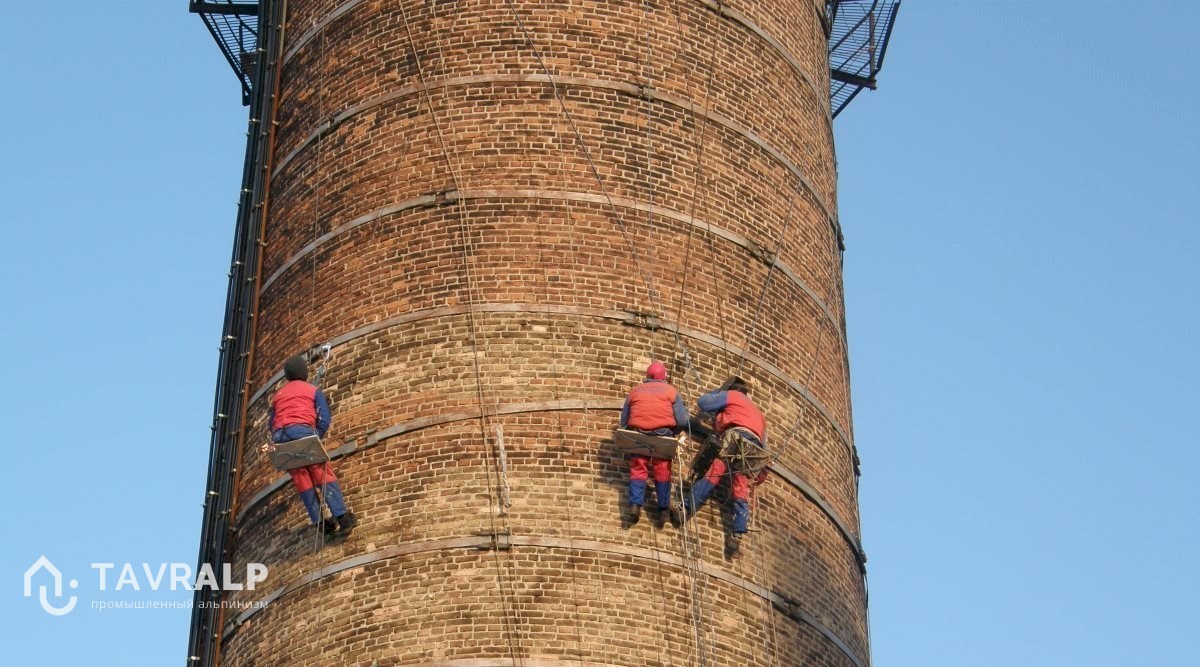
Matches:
[685,458,728,514]
[288,466,321,524]
[730,472,751,534]
[651,457,672,510]
[629,455,650,507]
[309,463,347,518]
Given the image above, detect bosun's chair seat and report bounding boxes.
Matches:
[613,429,679,459]
[269,435,330,471]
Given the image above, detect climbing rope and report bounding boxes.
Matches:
[667,0,734,370]
[634,6,682,665]
[402,3,525,663]
[651,7,844,665]
[669,345,715,667]
[397,3,851,666]
[534,16,593,662]
[503,0,720,412]
[738,204,854,667]
[311,17,330,552]
[644,16,736,664]
[638,0,664,364]
[535,189,587,665]
[736,188,797,379]
[501,0,667,321]
[749,485,783,667]
[399,0,505,521]
[306,20,335,657]
[498,3,724,663]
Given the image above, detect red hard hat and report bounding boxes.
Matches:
[646,361,667,381]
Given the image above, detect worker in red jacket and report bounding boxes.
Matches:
[684,378,766,556]
[266,355,357,535]
[620,361,689,525]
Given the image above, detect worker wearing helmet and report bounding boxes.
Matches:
[265,355,357,536]
[684,378,767,557]
[619,361,689,525]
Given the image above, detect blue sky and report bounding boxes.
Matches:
[842,1,1199,665]
[1,1,1196,665]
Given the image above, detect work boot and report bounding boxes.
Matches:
[337,511,358,534]
[668,505,684,529]
[626,504,642,525]
[320,518,339,536]
[724,532,742,559]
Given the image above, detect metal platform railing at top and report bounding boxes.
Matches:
[191,1,260,105]
[193,1,899,114]
[192,1,899,114]
[827,0,902,117]
[193,1,900,114]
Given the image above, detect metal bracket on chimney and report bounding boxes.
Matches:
[745,238,777,267]
[434,189,456,206]
[623,310,663,332]
[771,590,804,622]
[474,529,512,551]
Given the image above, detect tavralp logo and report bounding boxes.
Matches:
[24,556,78,616]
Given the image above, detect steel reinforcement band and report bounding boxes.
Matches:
[222,535,867,667]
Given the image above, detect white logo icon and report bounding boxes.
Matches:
[24,556,78,616]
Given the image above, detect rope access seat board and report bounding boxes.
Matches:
[268,435,330,471]
[613,429,683,459]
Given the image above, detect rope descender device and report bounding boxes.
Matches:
[311,343,334,386]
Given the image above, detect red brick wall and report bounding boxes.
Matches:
[221,1,867,665]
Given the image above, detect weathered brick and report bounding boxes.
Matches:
[219,1,866,666]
